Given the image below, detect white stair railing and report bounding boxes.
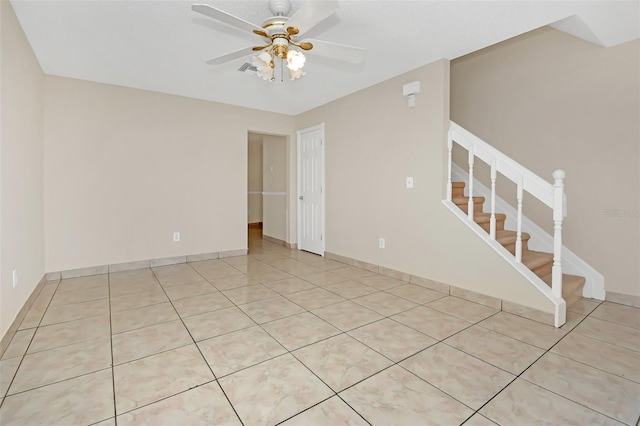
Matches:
[447,121,567,303]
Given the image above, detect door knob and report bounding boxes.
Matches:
[299,195,304,200]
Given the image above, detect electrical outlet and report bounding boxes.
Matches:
[379,238,386,249]
[12,269,18,288]
[173,232,181,242]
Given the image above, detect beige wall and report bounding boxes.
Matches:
[451,27,640,298]
[296,59,554,313]
[262,135,287,241]
[0,1,45,337]
[43,76,295,272]
[247,134,263,224]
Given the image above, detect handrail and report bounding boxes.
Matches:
[449,122,564,209]
[448,121,566,303]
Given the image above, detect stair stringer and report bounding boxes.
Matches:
[442,199,566,327]
[451,163,605,300]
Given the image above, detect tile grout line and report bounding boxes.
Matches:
[587,314,640,331]
[466,312,573,417]
[3,278,118,423]
[251,280,488,424]
[286,320,477,425]
[255,245,563,424]
[196,250,377,424]
[107,272,119,426]
[1,273,450,421]
[1,279,61,402]
[1,368,113,400]
[8,236,635,425]
[544,336,640,384]
[148,265,246,426]
[256,250,481,361]
[211,243,544,424]
[233,241,640,424]
[397,305,618,424]
[254,301,374,425]
[337,314,492,415]
[464,311,628,425]
[102,242,639,424]
[472,314,572,352]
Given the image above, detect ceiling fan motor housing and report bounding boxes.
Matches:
[260,16,295,54]
[272,38,289,58]
[262,17,289,34]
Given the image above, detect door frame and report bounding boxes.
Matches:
[296,123,325,255]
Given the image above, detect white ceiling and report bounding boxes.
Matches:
[10,1,639,116]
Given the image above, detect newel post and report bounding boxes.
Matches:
[551,170,566,299]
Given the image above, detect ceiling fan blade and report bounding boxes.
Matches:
[304,39,365,64]
[252,43,272,52]
[192,4,264,34]
[286,0,339,38]
[205,46,255,65]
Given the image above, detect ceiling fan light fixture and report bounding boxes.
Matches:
[252,51,275,81]
[289,67,305,81]
[286,50,306,71]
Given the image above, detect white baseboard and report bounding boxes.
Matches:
[46,249,247,279]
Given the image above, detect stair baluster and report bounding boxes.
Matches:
[552,170,566,298]
[467,145,475,220]
[515,177,523,263]
[490,160,497,240]
[447,128,453,202]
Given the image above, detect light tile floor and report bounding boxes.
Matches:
[1,231,639,425]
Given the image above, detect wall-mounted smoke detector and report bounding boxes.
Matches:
[403,81,420,108]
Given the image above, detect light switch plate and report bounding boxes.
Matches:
[406,177,414,188]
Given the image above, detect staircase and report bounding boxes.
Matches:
[451,181,585,307]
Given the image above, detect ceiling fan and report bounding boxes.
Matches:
[192,0,365,81]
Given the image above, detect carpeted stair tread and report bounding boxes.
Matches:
[452,196,485,204]
[563,274,586,290]
[452,182,465,196]
[539,273,585,307]
[521,250,553,270]
[495,230,530,244]
[472,212,506,221]
[472,213,507,233]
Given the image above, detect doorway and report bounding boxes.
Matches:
[247,132,288,246]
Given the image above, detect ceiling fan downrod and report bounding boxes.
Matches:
[268,0,291,17]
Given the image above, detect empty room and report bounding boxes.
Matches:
[1,0,639,424]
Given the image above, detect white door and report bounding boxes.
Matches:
[297,124,325,255]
